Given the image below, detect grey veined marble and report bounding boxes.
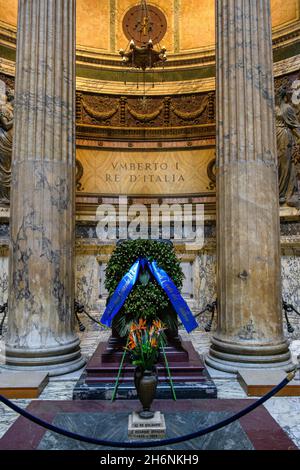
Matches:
[5,0,84,375]
[206,0,293,373]
[37,411,254,451]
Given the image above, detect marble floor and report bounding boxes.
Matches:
[0,314,300,449]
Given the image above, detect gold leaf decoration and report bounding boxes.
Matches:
[206,157,216,190]
[127,103,164,123]
[75,159,84,191]
[82,99,119,121]
[171,96,209,121]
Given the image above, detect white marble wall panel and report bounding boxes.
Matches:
[75,255,100,311]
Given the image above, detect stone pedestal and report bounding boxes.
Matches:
[5,0,85,375]
[237,369,300,397]
[73,339,217,400]
[206,0,293,372]
[0,371,48,398]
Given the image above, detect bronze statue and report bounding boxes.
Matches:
[0,87,14,205]
[275,86,300,208]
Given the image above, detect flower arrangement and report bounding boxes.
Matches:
[111,316,177,403]
[104,239,184,336]
[126,318,166,371]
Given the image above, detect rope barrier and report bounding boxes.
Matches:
[282,299,300,334]
[74,297,300,337]
[74,301,104,330]
[0,368,296,449]
[177,300,217,332]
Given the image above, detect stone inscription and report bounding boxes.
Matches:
[106,161,185,185]
[76,148,215,195]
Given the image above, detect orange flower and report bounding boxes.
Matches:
[127,331,136,346]
[152,319,164,332]
[149,326,154,337]
[128,335,136,350]
[152,319,161,328]
[138,318,147,330]
[150,338,158,348]
[130,318,147,333]
[130,323,138,333]
[135,330,141,341]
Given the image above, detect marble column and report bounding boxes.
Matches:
[5,0,85,375]
[206,0,293,372]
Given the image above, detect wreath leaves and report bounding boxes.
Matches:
[105,240,184,334]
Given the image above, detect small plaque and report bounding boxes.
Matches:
[128,411,166,440]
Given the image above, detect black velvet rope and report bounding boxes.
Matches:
[0,371,294,448]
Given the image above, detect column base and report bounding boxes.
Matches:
[4,338,86,377]
[206,336,294,373]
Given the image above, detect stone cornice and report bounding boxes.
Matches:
[2,55,299,97]
[76,76,216,95]
[2,54,299,96]
[0,57,16,77]
[273,54,300,77]
[75,54,300,95]
[0,56,14,76]
[76,137,216,150]
[76,123,216,143]
[272,21,300,50]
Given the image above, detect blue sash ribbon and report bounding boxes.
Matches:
[101,258,198,333]
[100,260,140,328]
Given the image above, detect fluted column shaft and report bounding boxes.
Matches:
[206,0,292,372]
[6,0,85,375]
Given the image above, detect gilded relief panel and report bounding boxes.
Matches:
[76,147,215,195]
[77,91,214,128]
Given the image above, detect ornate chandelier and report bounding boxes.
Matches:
[120,39,167,71]
[119,1,167,76]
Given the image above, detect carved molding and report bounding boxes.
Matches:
[1,58,299,147]
[127,102,164,123]
[1,55,300,96]
[82,99,119,121]
[74,70,300,143]
[170,95,208,121]
[207,158,216,191]
[76,123,216,143]
[75,159,84,192]
[76,91,215,140]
